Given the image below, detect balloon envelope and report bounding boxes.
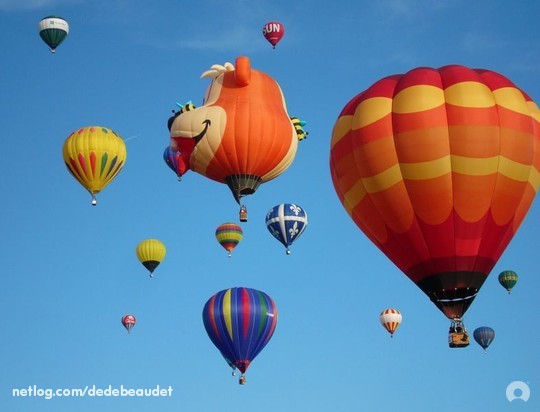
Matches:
[169,57,298,206]
[202,287,277,378]
[473,326,495,351]
[380,308,402,336]
[262,21,285,48]
[63,126,127,205]
[38,16,69,52]
[498,270,518,293]
[136,239,166,276]
[215,223,243,257]
[121,314,136,333]
[163,146,187,180]
[265,203,308,254]
[330,65,540,320]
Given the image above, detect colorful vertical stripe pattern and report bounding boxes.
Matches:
[379,308,402,336]
[63,126,127,197]
[330,65,540,320]
[202,287,278,374]
[215,223,243,257]
[265,203,308,253]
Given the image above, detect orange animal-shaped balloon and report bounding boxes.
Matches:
[168,56,303,207]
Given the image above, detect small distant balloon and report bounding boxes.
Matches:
[262,21,284,48]
[163,146,187,180]
[136,239,166,277]
[498,270,518,294]
[379,308,402,337]
[121,314,136,334]
[38,16,69,53]
[473,326,495,352]
[215,223,243,257]
[265,203,308,254]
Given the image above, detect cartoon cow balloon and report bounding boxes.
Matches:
[167,56,307,221]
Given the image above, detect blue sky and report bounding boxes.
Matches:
[0,1,539,411]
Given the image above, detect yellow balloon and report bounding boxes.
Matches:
[136,239,166,277]
[62,126,127,205]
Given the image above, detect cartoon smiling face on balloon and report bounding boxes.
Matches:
[168,56,300,203]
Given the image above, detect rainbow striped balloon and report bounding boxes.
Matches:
[202,287,277,383]
[215,223,243,257]
[331,65,540,321]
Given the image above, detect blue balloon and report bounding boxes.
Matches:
[163,146,184,180]
[202,287,278,385]
[265,203,308,254]
[473,326,495,351]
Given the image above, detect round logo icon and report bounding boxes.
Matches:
[506,381,530,402]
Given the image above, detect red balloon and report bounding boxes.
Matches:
[330,65,540,321]
[121,314,136,334]
[262,22,284,48]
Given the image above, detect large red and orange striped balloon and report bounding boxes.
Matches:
[330,65,540,320]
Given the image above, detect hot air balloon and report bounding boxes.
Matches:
[202,287,278,385]
[63,126,127,205]
[265,203,308,254]
[136,239,166,277]
[168,57,306,220]
[330,65,540,347]
[38,16,69,53]
[379,308,402,337]
[121,314,136,334]
[498,270,518,294]
[215,223,243,257]
[262,21,285,49]
[163,146,187,181]
[473,326,495,352]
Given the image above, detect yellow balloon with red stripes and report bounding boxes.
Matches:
[63,126,127,205]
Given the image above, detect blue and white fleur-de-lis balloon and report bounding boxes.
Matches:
[265,203,308,254]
